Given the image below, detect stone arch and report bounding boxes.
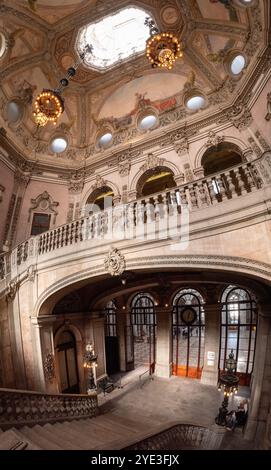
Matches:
[194,136,248,171]
[34,254,271,319]
[54,323,85,393]
[81,178,121,214]
[129,157,180,195]
[169,286,207,306]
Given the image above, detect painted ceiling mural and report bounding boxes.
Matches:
[0,0,269,167]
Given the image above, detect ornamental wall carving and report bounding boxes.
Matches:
[28,191,59,224]
[104,247,126,277]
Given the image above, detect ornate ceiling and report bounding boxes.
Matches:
[0,0,270,171]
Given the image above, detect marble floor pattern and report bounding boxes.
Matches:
[98,372,253,449]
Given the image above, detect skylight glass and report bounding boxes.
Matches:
[77,7,151,70]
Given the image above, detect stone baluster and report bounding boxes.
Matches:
[224,171,237,198]
[45,232,50,252]
[236,168,247,195]
[179,187,188,209]
[56,228,61,248]
[153,195,160,221]
[188,184,198,209]
[250,163,263,188]
[206,179,218,204]
[145,198,153,224]
[243,165,256,192]
[198,182,209,207]
[216,175,227,201]
[48,230,53,251]
[60,226,65,247]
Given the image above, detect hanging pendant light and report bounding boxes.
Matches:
[33,44,93,127]
[145,17,183,71]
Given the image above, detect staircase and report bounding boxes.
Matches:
[0,412,159,450]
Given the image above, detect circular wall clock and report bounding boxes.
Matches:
[181,307,197,325]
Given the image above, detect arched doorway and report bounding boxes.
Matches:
[86,186,114,212]
[129,292,156,372]
[202,142,243,177]
[219,285,257,386]
[172,288,205,378]
[104,300,120,375]
[137,167,176,198]
[55,330,80,393]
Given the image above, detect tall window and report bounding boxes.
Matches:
[104,300,117,337]
[31,213,51,235]
[219,286,257,385]
[131,292,156,370]
[172,288,205,378]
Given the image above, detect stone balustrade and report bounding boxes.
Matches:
[123,422,225,450]
[0,153,270,283]
[0,388,98,430]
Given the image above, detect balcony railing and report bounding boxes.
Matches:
[0,153,270,281]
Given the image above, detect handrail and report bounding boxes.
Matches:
[0,387,98,430]
[139,368,154,388]
[122,422,225,450]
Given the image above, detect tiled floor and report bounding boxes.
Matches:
[98,372,253,449]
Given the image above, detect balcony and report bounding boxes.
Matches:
[1,152,271,296]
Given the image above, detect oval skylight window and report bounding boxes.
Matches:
[230,54,246,75]
[186,95,206,111]
[77,7,151,70]
[99,132,113,148]
[0,32,6,58]
[139,114,158,130]
[50,137,68,154]
[6,101,22,123]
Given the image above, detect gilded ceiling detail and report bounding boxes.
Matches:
[0,0,269,169]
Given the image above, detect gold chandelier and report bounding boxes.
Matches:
[145,18,183,71]
[32,44,93,127]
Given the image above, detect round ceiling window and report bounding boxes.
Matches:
[230,54,246,75]
[139,114,158,131]
[186,95,206,111]
[99,132,113,148]
[50,137,68,154]
[6,101,23,123]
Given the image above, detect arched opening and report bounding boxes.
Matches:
[86,186,114,212]
[137,166,176,198]
[129,292,156,372]
[55,330,80,393]
[172,288,205,379]
[202,142,243,177]
[219,285,257,386]
[104,300,120,375]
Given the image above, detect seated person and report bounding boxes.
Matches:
[235,400,248,426]
[226,410,236,431]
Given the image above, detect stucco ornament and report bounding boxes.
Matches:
[104,247,126,276]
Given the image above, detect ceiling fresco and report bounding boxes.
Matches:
[0,0,269,168]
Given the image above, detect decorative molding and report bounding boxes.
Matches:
[68,170,85,194]
[205,131,224,148]
[104,247,126,277]
[91,174,107,190]
[43,353,55,382]
[140,153,165,173]
[5,280,19,303]
[28,191,59,224]
[255,130,270,151]
[265,93,271,121]
[0,183,5,202]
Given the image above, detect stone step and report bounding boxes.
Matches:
[67,418,121,447]
[36,423,83,450]
[20,425,63,450]
[49,421,98,449]
[0,428,41,450]
[96,413,142,433]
